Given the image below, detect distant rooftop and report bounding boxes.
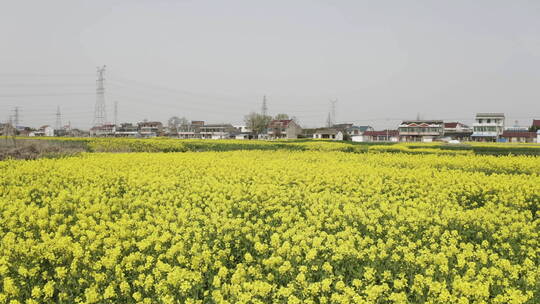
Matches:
[475,113,505,117]
[401,120,443,124]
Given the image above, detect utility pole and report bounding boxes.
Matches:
[114,101,118,126]
[55,106,62,130]
[261,95,268,116]
[93,65,107,127]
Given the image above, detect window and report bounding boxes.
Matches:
[487,119,491,123]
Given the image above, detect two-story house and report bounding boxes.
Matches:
[267,120,302,139]
[398,120,444,142]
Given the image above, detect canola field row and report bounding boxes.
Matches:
[13,136,540,156]
[0,151,539,303]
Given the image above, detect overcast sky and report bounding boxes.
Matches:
[1,0,539,129]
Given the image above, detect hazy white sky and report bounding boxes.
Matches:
[1,0,539,129]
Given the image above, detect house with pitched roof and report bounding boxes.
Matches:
[267,119,302,139]
[313,128,343,140]
[443,122,472,141]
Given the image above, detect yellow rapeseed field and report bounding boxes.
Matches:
[0,150,539,303]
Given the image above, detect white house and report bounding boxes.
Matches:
[199,124,236,139]
[313,129,343,140]
[472,113,505,142]
[30,125,54,137]
[233,125,253,140]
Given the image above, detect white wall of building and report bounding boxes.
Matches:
[44,127,54,137]
[351,135,365,142]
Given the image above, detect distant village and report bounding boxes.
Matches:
[3,112,540,143]
[3,68,538,144]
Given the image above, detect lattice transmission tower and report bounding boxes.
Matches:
[328,99,337,126]
[55,106,62,130]
[93,66,107,126]
[13,107,20,127]
[261,95,268,116]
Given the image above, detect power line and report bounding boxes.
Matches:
[0,83,95,88]
[0,73,94,77]
[0,92,94,97]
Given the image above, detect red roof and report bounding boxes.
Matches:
[444,122,458,128]
[269,120,293,128]
[364,130,399,136]
[501,131,537,138]
[532,120,540,127]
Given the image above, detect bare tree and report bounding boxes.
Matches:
[244,112,272,138]
[274,113,290,120]
[168,116,189,133]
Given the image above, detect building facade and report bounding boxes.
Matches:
[115,123,139,137]
[363,130,399,142]
[138,121,163,137]
[472,113,505,142]
[199,124,236,139]
[398,120,444,142]
[501,131,537,143]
